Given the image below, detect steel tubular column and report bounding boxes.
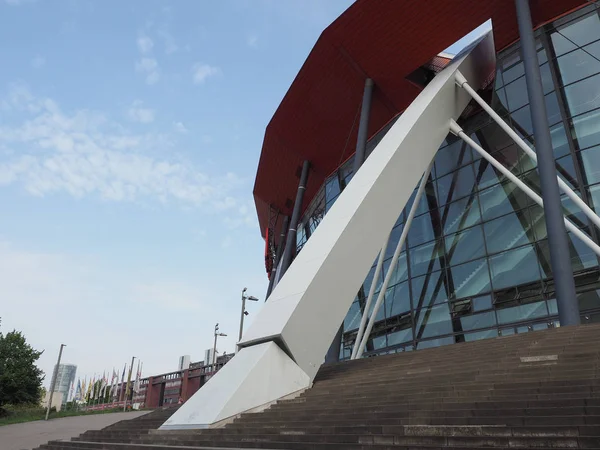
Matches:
[515,0,579,326]
[352,78,374,174]
[450,120,600,258]
[355,160,435,359]
[280,161,310,277]
[351,234,390,359]
[454,71,600,231]
[265,216,289,300]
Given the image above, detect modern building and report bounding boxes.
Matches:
[256,1,600,360]
[164,0,600,430]
[177,355,190,371]
[50,363,76,404]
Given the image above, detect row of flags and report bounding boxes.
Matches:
[71,360,143,403]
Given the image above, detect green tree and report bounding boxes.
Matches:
[0,330,45,407]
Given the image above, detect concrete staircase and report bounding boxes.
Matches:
[39,323,600,449]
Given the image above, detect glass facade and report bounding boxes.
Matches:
[290,4,600,360]
[51,363,77,404]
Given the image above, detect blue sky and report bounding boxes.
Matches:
[0,0,490,388]
[0,0,355,387]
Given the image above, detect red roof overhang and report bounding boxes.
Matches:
[254,0,587,241]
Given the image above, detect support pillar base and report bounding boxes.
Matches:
[160,341,310,430]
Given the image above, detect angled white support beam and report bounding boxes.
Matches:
[161,31,496,430]
[450,120,600,257]
[455,71,600,232]
[354,159,434,360]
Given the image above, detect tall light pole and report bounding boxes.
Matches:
[45,344,66,420]
[238,288,259,342]
[213,323,227,369]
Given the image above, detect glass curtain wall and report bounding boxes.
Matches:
[293,4,600,359]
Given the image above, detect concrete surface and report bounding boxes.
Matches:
[0,410,149,450]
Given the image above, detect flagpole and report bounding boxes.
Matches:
[123,356,135,412]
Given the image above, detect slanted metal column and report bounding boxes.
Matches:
[515,0,580,326]
[280,161,310,277]
[265,216,289,300]
[352,78,374,174]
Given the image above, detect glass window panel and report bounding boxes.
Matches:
[385,224,406,259]
[489,245,541,290]
[555,155,579,190]
[441,196,482,235]
[562,193,588,226]
[436,164,476,205]
[556,42,600,86]
[503,64,524,85]
[415,303,453,339]
[579,289,600,311]
[366,294,386,322]
[434,139,471,178]
[460,311,497,331]
[411,270,449,310]
[473,294,493,312]
[405,179,437,217]
[564,72,600,116]
[386,251,409,286]
[496,301,548,325]
[370,335,387,350]
[548,298,558,315]
[494,69,503,90]
[588,183,600,214]
[505,76,528,111]
[386,281,411,318]
[545,91,562,126]
[325,175,340,203]
[479,180,531,222]
[416,336,454,350]
[494,88,510,112]
[571,109,600,150]
[550,122,571,158]
[537,235,598,277]
[464,329,498,342]
[539,63,554,94]
[551,12,600,57]
[578,145,600,184]
[511,105,533,137]
[448,257,491,299]
[445,225,486,266]
[529,204,548,241]
[344,301,362,331]
[409,239,444,276]
[387,327,413,346]
[483,209,536,254]
[362,264,382,297]
[408,212,439,248]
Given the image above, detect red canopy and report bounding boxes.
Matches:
[254,0,586,241]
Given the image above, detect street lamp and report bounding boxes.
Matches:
[213,323,227,367]
[239,287,259,342]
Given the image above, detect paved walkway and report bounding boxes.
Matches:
[0,410,149,450]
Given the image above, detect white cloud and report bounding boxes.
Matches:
[135,58,160,85]
[192,63,220,84]
[137,33,154,54]
[173,121,188,133]
[0,84,244,207]
[158,29,179,54]
[223,201,256,229]
[30,55,46,69]
[127,100,155,124]
[247,34,258,48]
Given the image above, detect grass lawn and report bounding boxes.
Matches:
[0,405,128,426]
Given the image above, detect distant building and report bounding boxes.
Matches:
[50,364,77,404]
[204,348,215,366]
[178,355,190,371]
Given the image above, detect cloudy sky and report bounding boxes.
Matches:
[0,0,355,387]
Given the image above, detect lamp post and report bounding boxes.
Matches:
[238,288,259,342]
[45,344,66,420]
[213,323,227,369]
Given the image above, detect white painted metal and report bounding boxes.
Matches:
[350,234,390,360]
[163,32,496,429]
[455,71,600,231]
[450,120,600,257]
[160,342,310,430]
[354,159,434,360]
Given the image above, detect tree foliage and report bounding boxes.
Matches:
[0,329,45,407]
